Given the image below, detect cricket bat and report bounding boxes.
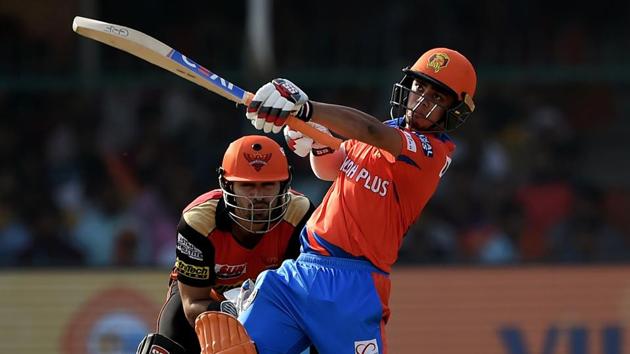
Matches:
[72,16,342,149]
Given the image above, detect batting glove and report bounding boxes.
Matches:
[284,123,335,157]
[206,298,239,318]
[246,78,313,134]
[219,300,239,318]
[220,279,258,316]
[234,279,257,314]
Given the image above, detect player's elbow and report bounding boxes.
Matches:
[182,303,198,327]
[313,168,337,181]
[310,150,344,181]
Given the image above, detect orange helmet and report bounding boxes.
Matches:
[218,135,292,234]
[221,135,290,182]
[390,48,477,132]
[408,48,477,101]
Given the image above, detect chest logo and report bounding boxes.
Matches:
[215,263,247,280]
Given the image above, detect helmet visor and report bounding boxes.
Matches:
[221,188,291,234]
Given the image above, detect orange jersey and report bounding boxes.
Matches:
[173,189,313,294]
[305,119,455,273]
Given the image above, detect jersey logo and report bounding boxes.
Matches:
[175,258,210,280]
[177,233,203,261]
[402,131,417,153]
[427,52,450,73]
[244,153,272,171]
[417,134,434,157]
[340,157,391,197]
[215,263,247,280]
[354,339,379,354]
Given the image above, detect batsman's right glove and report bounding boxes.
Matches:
[246,78,312,134]
[284,122,335,157]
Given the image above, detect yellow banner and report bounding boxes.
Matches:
[2,267,630,354]
[0,270,168,354]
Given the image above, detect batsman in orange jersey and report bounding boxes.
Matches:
[240,48,477,353]
[136,135,316,354]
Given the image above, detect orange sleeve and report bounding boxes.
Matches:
[379,129,428,164]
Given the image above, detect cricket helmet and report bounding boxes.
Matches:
[218,135,292,234]
[391,47,477,132]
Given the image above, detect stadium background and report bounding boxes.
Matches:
[1,1,630,353]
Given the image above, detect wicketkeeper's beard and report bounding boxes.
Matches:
[234,200,274,220]
[228,195,289,234]
[249,205,272,220]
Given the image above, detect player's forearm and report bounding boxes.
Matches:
[179,281,221,327]
[182,299,215,327]
[310,148,345,181]
[310,101,401,156]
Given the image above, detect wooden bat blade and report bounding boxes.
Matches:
[72,16,247,103]
[72,16,342,149]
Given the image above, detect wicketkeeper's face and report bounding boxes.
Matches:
[231,181,282,220]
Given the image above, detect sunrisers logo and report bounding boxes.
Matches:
[175,258,210,280]
[244,153,272,172]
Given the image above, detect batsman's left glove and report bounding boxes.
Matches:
[284,123,335,158]
[246,78,313,134]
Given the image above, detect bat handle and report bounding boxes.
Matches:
[286,117,342,150]
[243,92,342,150]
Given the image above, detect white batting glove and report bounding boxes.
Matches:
[235,279,257,314]
[219,300,239,318]
[221,278,257,316]
[246,78,313,134]
[284,123,335,158]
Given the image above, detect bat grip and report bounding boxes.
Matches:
[286,117,342,150]
[243,92,342,150]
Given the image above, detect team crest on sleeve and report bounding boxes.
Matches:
[427,52,450,73]
[244,153,272,171]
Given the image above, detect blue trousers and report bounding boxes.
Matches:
[239,253,389,354]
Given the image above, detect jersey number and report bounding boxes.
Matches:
[439,156,452,178]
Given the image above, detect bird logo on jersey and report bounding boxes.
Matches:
[427,52,450,73]
[243,153,272,171]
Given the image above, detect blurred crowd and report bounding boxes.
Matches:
[1,0,630,267]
